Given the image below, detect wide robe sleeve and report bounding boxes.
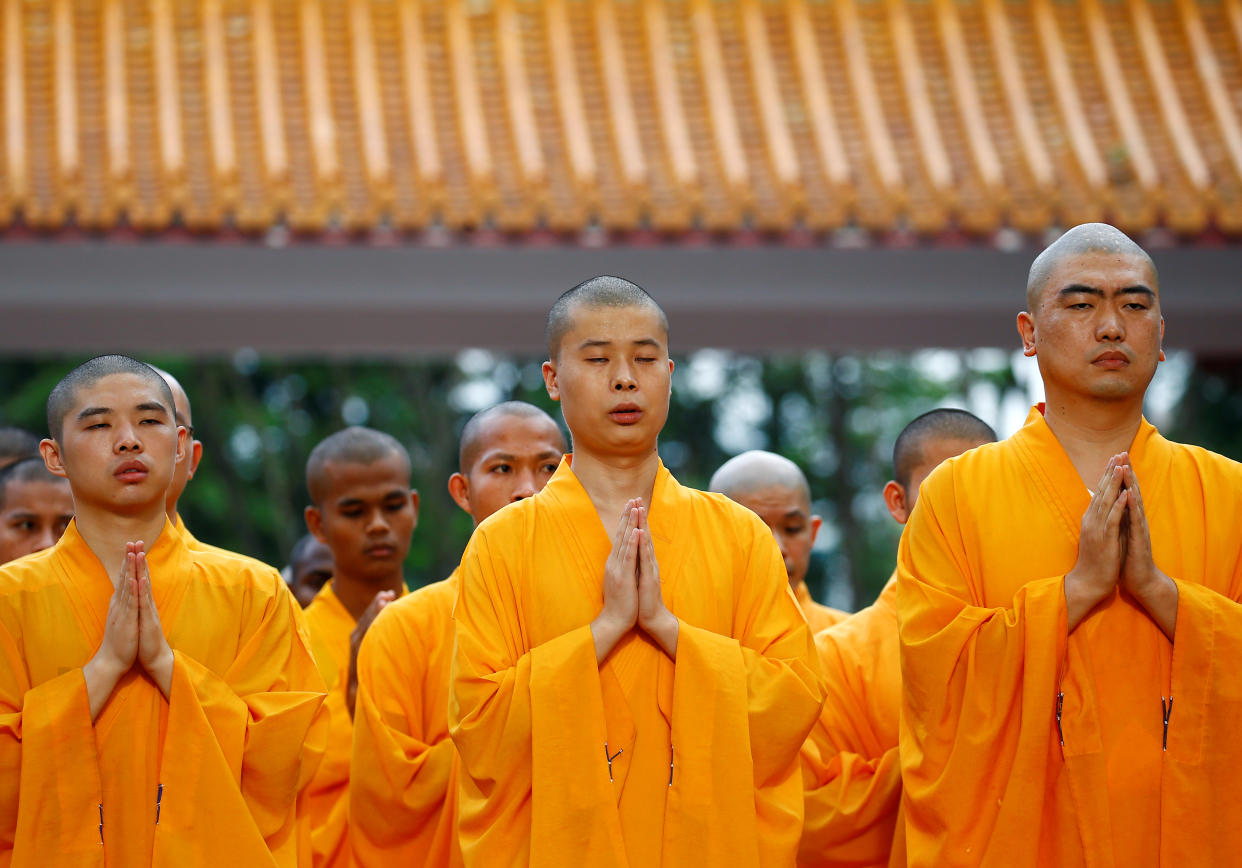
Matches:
[0,633,106,868]
[660,514,824,868]
[153,571,327,867]
[450,525,622,868]
[798,631,901,868]
[896,465,1069,868]
[350,601,461,868]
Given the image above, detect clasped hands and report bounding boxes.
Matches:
[1065,453,1178,638]
[83,541,174,720]
[591,499,679,662]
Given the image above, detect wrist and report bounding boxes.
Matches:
[591,613,629,662]
[641,609,679,658]
[86,649,127,686]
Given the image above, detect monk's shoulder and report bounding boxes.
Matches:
[184,544,288,607]
[0,548,64,633]
[375,576,457,642]
[685,486,771,538]
[471,495,537,551]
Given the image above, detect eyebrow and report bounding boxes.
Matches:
[482,450,563,462]
[577,337,663,350]
[76,406,112,422]
[336,490,408,506]
[1058,284,1155,299]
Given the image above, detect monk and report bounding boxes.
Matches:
[449,276,824,868]
[301,427,418,868]
[0,355,324,865]
[709,451,848,631]
[799,409,994,868]
[351,401,567,867]
[898,224,1242,867]
[288,533,334,609]
[0,426,40,469]
[0,456,75,565]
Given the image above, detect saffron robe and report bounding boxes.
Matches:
[794,581,850,633]
[898,406,1242,867]
[176,514,327,868]
[0,520,325,867]
[350,572,462,868]
[449,457,824,868]
[799,575,902,868]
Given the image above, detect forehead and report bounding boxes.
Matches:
[562,303,667,344]
[70,372,168,410]
[319,453,410,496]
[729,483,810,514]
[470,415,563,459]
[1038,251,1157,301]
[1,479,74,511]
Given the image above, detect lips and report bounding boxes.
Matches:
[1092,350,1131,370]
[609,403,643,425]
[113,460,149,483]
[364,544,397,559]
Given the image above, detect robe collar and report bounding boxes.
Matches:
[539,453,682,547]
[1012,403,1170,542]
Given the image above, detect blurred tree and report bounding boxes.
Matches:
[0,348,1042,608]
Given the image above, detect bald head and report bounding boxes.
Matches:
[306,427,411,505]
[459,402,565,473]
[0,427,40,469]
[0,457,68,511]
[893,409,996,490]
[150,366,192,430]
[46,355,174,443]
[709,451,811,507]
[546,275,669,360]
[1027,223,1157,311]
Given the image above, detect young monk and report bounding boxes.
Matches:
[301,427,418,868]
[0,456,75,565]
[288,533,335,609]
[0,355,324,865]
[799,409,994,868]
[899,224,1242,867]
[0,426,40,470]
[351,401,567,867]
[709,451,848,631]
[449,276,824,868]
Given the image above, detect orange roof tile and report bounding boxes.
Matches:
[4,0,1242,237]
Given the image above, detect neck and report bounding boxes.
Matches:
[570,445,661,532]
[1041,390,1144,488]
[332,570,404,621]
[73,502,170,585]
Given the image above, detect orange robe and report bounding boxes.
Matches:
[794,581,850,632]
[799,575,903,868]
[0,520,325,867]
[350,572,462,868]
[450,458,824,868]
[898,406,1242,867]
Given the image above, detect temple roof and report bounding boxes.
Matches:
[5,0,1242,239]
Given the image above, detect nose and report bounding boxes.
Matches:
[510,469,537,502]
[1096,306,1125,342]
[365,508,392,535]
[115,421,142,453]
[612,362,638,392]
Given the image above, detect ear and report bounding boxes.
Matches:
[542,360,561,402]
[40,439,67,479]
[1016,311,1037,357]
[174,425,188,464]
[883,480,910,524]
[304,504,326,543]
[668,359,675,376]
[448,472,472,515]
[186,439,204,481]
[809,514,822,546]
[408,489,420,531]
[1158,316,1166,362]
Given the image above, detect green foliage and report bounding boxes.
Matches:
[0,349,1024,608]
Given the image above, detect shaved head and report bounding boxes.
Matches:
[546,275,669,360]
[459,402,565,473]
[46,355,174,443]
[149,366,192,429]
[893,409,997,489]
[1027,223,1157,311]
[0,457,69,511]
[0,427,41,469]
[709,451,812,507]
[306,427,411,505]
